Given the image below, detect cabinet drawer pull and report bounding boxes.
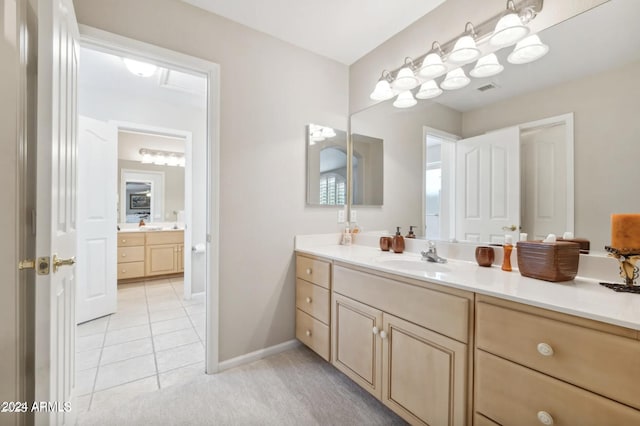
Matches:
[379,330,387,339]
[305,330,312,337]
[537,411,554,425]
[121,269,126,273]
[121,239,126,243]
[122,253,126,257]
[372,326,379,335]
[305,297,312,304]
[537,342,554,356]
[306,268,312,275]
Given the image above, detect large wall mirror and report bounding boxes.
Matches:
[349,0,640,252]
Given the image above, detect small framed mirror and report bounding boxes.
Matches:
[306,124,348,206]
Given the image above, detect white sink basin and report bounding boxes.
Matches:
[375,258,450,273]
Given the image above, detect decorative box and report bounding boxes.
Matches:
[516,241,580,282]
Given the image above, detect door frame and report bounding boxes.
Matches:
[422,126,460,241]
[115,121,195,300]
[78,26,221,373]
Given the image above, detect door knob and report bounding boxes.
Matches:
[52,254,76,273]
[502,225,517,231]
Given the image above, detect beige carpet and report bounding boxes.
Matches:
[77,345,407,425]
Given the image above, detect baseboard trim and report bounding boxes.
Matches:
[218,339,301,372]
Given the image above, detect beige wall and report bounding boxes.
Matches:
[350,101,461,234]
[349,0,607,113]
[462,59,640,250]
[73,0,349,361]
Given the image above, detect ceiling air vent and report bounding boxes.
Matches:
[477,82,499,92]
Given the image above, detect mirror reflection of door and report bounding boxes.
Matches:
[126,181,152,223]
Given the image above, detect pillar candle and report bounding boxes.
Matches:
[611,214,640,249]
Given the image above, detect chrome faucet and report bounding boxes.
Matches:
[421,241,447,263]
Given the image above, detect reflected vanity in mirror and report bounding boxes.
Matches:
[306,124,348,206]
[349,0,640,252]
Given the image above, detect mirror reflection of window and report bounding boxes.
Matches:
[318,146,347,206]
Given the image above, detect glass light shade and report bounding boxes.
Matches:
[141,152,153,164]
[490,13,529,47]
[123,58,157,77]
[370,79,394,101]
[470,54,504,78]
[440,68,470,90]
[418,53,447,79]
[393,91,417,108]
[179,157,186,167]
[508,34,549,64]
[415,80,443,100]
[153,154,167,165]
[167,155,180,167]
[448,35,480,63]
[392,67,419,90]
[321,126,336,138]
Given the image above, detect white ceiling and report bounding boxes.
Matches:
[180,0,445,64]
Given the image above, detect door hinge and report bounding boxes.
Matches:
[18,256,50,275]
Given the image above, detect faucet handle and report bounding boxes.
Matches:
[428,240,437,249]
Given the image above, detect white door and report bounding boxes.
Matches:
[34,0,79,424]
[455,126,520,244]
[76,116,117,323]
[520,124,568,240]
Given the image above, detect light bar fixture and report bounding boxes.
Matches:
[371,0,546,109]
[139,148,185,167]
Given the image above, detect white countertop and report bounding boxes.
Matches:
[296,243,640,331]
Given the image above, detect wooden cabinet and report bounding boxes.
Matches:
[295,255,331,360]
[145,231,184,277]
[118,230,184,281]
[332,265,471,426]
[117,233,145,280]
[475,295,640,424]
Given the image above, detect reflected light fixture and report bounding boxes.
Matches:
[392,58,419,91]
[393,91,417,108]
[308,124,337,144]
[508,34,549,64]
[449,23,480,63]
[370,71,394,101]
[470,53,504,78]
[415,80,442,100]
[123,58,158,77]
[490,0,529,47]
[139,148,185,167]
[441,68,470,90]
[418,42,447,79]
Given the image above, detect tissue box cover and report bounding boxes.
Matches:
[516,241,580,282]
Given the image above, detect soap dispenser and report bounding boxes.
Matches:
[502,235,513,271]
[391,227,405,253]
[406,226,417,239]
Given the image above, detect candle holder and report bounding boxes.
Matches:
[599,246,640,294]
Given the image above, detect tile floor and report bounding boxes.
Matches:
[75,277,206,416]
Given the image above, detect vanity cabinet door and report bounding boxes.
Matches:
[332,293,383,399]
[382,313,467,426]
[177,244,184,272]
[145,243,179,276]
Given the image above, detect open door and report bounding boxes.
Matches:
[34,0,79,424]
[455,126,520,243]
[76,116,117,323]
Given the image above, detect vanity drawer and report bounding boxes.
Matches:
[146,230,184,245]
[296,255,331,289]
[476,351,640,426]
[296,279,330,324]
[476,302,640,409]
[118,233,145,247]
[296,309,330,361]
[117,246,145,263]
[117,261,145,280]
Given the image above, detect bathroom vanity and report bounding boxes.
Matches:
[117,229,184,281]
[295,241,640,426]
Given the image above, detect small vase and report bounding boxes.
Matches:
[379,236,392,251]
[475,246,495,267]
